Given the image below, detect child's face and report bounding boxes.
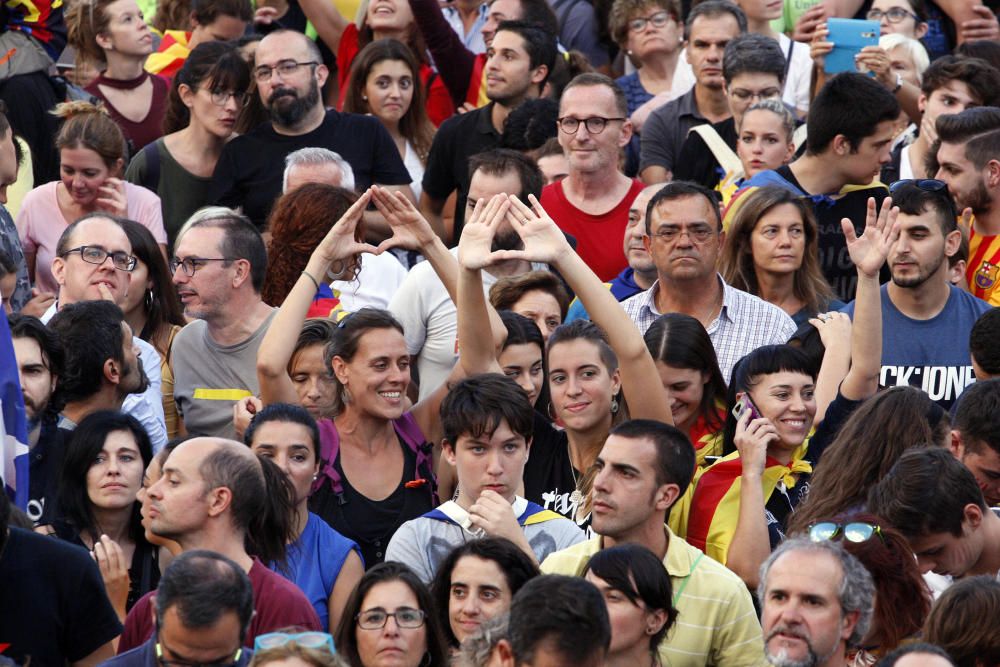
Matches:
[445,418,530,507]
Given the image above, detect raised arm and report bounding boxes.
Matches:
[408,0,477,105]
[502,195,673,425]
[456,195,515,376]
[295,0,350,57]
[840,196,898,400]
[257,190,378,406]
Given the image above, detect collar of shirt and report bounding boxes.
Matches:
[640,274,736,329]
[475,102,500,137]
[675,87,706,123]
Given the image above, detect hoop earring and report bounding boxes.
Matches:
[547,402,557,421]
[611,398,619,414]
[421,652,432,667]
[144,289,154,311]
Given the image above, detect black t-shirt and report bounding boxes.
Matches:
[774,165,889,302]
[27,419,70,524]
[421,103,501,238]
[523,412,580,521]
[674,118,738,190]
[0,527,123,664]
[209,109,412,229]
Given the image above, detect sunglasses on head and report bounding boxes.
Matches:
[889,179,948,194]
[808,521,883,544]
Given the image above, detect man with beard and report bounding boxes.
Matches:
[949,379,1000,508]
[542,72,644,281]
[35,300,149,523]
[420,20,556,242]
[843,182,990,410]
[42,213,166,449]
[390,149,552,400]
[208,29,412,232]
[934,107,1000,305]
[758,537,874,667]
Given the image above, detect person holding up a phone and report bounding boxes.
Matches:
[669,197,898,589]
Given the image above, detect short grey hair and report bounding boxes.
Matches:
[282,147,356,193]
[758,537,875,649]
[456,614,509,667]
[175,206,248,246]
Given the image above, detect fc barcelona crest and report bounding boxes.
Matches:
[976,261,999,290]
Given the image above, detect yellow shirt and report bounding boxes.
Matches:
[541,526,767,667]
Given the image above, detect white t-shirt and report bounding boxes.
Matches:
[779,33,814,116]
[388,249,546,400]
[331,251,408,311]
[403,140,425,202]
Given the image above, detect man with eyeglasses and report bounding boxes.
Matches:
[102,550,255,666]
[40,213,167,449]
[541,72,643,281]
[169,208,275,439]
[841,180,989,410]
[208,29,412,234]
[621,181,795,382]
[640,0,747,185]
[758,537,874,667]
[117,438,321,652]
[674,33,789,191]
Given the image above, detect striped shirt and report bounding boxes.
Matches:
[620,276,797,382]
[541,526,766,667]
[966,226,1000,305]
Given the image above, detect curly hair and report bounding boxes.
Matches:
[261,184,359,306]
[608,0,681,49]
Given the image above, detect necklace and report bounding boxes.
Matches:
[568,461,583,506]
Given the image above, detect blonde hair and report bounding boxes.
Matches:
[879,34,930,80]
[52,101,127,169]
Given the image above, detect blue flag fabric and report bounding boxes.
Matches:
[1,309,29,509]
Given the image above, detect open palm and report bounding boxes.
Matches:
[372,186,437,253]
[458,194,510,270]
[843,196,899,278]
[494,194,571,265]
[316,189,379,265]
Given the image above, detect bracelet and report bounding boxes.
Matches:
[301,270,321,291]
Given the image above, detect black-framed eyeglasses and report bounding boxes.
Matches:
[60,245,137,272]
[628,10,675,33]
[808,521,884,544]
[649,225,715,243]
[253,60,318,83]
[866,7,919,23]
[155,641,243,667]
[356,607,427,630]
[199,88,250,108]
[557,116,627,135]
[889,178,948,194]
[169,257,233,276]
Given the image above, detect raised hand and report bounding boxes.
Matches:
[494,194,572,265]
[313,188,379,269]
[843,196,899,278]
[808,311,852,349]
[458,194,512,270]
[792,3,826,43]
[94,534,130,619]
[372,185,439,253]
[960,5,1000,42]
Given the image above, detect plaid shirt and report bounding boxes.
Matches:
[621,275,797,382]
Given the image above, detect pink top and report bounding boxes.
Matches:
[16,181,167,295]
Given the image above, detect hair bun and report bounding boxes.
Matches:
[51,100,111,121]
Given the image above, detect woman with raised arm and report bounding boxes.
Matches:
[455,192,672,525]
[675,197,899,588]
[255,186,462,566]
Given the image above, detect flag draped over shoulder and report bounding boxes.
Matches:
[1,309,29,509]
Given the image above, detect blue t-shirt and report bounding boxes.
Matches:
[272,512,362,631]
[843,285,990,410]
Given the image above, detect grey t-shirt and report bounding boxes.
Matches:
[385,498,586,583]
[172,309,276,439]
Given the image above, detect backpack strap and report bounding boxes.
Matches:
[793,123,808,152]
[690,124,742,177]
[139,141,162,193]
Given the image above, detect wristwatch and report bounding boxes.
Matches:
[892,73,903,93]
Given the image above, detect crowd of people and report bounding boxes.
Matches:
[1,0,1000,664]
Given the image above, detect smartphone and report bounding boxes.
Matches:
[731,393,762,422]
[824,18,880,75]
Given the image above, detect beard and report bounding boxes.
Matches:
[491,227,524,253]
[890,253,945,289]
[765,628,819,667]
[267,78,320,127]
[121,355,151,396]
[962,179,993,214]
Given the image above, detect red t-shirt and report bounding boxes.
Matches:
[117,558,321,652]
[336,24,455,126]
[541,179,643,282]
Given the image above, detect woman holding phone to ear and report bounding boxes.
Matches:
[673,197,898,588]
